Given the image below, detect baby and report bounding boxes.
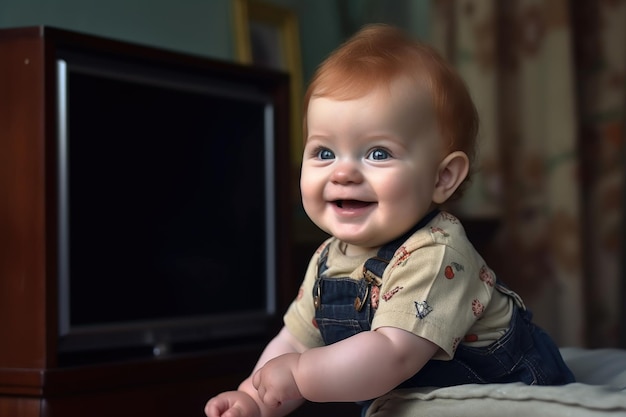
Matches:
[205,23,574,417]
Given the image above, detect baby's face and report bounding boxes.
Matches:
[301,78,445,255]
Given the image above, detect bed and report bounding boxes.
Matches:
[366,347,626,417]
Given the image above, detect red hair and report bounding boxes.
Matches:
[303,24,479,198]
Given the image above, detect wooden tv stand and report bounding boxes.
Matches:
[0,25,324,417]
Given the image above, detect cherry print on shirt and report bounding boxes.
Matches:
[464,334,479,342]
[444,262,465,279]
[444,265,455,279]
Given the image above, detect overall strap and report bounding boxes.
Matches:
[494,280,527,310]
[317,243,331,276]
[363,209,440,281]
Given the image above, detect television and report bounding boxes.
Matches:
[44,35,292,364]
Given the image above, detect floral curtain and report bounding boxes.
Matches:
[571,0,626,347]
[431,0,626,348]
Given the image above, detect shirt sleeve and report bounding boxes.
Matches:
[282,242,328,348]
[371,237,494,360]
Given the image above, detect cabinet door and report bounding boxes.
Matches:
[0,397,42,417]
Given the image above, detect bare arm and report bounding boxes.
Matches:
[253,326,438,404]
[240,327,309,411]
[205,326,308,417]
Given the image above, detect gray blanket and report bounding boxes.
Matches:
[366,348,626,417]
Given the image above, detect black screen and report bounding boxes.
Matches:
[66,69,270,326]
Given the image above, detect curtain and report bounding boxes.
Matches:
[431,0,626,348]
[571,0,626,347]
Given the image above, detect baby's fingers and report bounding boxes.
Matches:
[204,392,257,417]
[204,399,234,417]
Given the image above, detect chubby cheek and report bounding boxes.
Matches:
[300,172,324,218]
[377,175,413,202]
[377,175,432,218]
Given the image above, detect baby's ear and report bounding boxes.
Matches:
[432,151,469,204]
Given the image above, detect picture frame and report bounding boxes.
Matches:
[233,0,304,166]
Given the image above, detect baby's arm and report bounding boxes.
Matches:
[253,326,438,404]
[205,326,308,417]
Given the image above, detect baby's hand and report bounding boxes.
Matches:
[204,390,260,417]
[252,353,303,408]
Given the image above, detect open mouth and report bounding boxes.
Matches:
[334,200,372,209]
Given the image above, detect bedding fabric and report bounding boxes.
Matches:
[366,348,626,417]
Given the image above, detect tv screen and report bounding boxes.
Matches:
[55,51,278,361]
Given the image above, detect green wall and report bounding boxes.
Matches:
[0,0,235,60]
[0,0,431,86]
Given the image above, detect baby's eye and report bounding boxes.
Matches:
[317,148,335,160]
[367,148,390,161]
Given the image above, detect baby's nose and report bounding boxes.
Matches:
[330,160,363,184]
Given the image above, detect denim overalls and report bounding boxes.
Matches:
[312,211,575,414]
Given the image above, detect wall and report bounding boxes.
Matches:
[0,0,431,85]
[0,0,235,60]
[264,0,431,83]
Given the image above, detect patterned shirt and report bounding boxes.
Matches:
[284,211,514,360]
